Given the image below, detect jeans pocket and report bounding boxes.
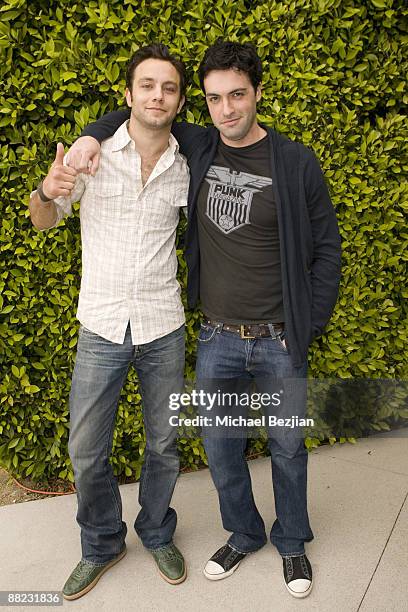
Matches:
[198,324,218,343]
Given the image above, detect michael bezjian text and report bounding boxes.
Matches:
[168,415,315,428]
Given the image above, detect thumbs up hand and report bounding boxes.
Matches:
[42,143,78,200]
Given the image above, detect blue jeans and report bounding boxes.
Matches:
[196,323,314,557]
[68,323,185,563]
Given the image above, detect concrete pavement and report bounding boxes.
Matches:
[1,432,407,612]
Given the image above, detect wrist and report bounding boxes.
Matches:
[36,180,53,203]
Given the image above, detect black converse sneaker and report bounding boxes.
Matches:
[203,544,247,580]
[283,554,313,598]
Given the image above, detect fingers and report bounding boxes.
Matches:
[54,142,65,165]
[66,136,101,173]
[57,180,77,191]
[44,186,74,198]
[43,165,77,200]
[55,164,77,177]
[50,166,77,183]
[66,151,89,173]
[68,151,98,173]
[89,152,101,176]
[79,152,94,173]
[50,163,77,177]
[51,143,76,176]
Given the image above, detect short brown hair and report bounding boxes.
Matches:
[126,43,187,97]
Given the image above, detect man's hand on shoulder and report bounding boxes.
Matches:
[66,136,101,176]
[43,143,78,199]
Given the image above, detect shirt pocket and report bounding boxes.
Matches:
[142,188,181,227]
[82,180,125,219]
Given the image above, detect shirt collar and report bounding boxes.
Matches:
[108,120,180,155]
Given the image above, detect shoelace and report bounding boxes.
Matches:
[213,545,228,560]
[155,547,180,562]
[284,555,311,580]
[285,557,294,579]
[227,549,240,562]
[300,555,311,579]
[71,560,93,580]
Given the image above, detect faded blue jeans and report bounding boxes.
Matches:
[196,322,314,557]
[68,323,184,564]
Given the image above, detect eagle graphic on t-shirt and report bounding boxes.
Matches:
[205,165,273,234]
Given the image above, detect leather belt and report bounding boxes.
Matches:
[204,318,285,339]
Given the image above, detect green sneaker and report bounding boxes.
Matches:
[150,543,186,584]
[62,546,127,600]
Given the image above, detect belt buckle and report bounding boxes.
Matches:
[240,324,255,339]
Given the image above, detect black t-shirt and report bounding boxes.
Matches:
[197,135,284,324]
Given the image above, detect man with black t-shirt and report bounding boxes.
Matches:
[67,41,341,599]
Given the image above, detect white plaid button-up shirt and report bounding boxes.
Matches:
[52,121,189,345]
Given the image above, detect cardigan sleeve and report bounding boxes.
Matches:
[81,110,130,142]
[81,111,207,159]
[303,149,342,338]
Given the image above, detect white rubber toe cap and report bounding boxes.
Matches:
[204,560,224,577]
[286,578,313,598]
[204,559,241,581]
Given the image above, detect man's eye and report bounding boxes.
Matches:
[233,92,243,98]
[164,87,177,93]
[209,97,219,103]
[142,84,152,88]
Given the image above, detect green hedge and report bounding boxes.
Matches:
[0,0,407,482]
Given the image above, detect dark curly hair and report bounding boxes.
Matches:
[198,40,262,92]
[126,43,186,97]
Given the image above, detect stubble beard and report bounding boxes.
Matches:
[131,106,175,132]
[218,107,258,143]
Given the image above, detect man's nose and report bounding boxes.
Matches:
[152,86,164,101]
[221,98,234,116]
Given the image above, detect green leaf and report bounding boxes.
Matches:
[26,385,41,393]
[370,0,386,8]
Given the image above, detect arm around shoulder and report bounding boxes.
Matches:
[171,121,209,158]
[81,109,130,142]
[67,109,130,174]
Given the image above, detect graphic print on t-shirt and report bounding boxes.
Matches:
[205,165,273,234]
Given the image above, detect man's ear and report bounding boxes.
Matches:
[256,85,262,103]
[177,95,185,113]
[125,88,132,108]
